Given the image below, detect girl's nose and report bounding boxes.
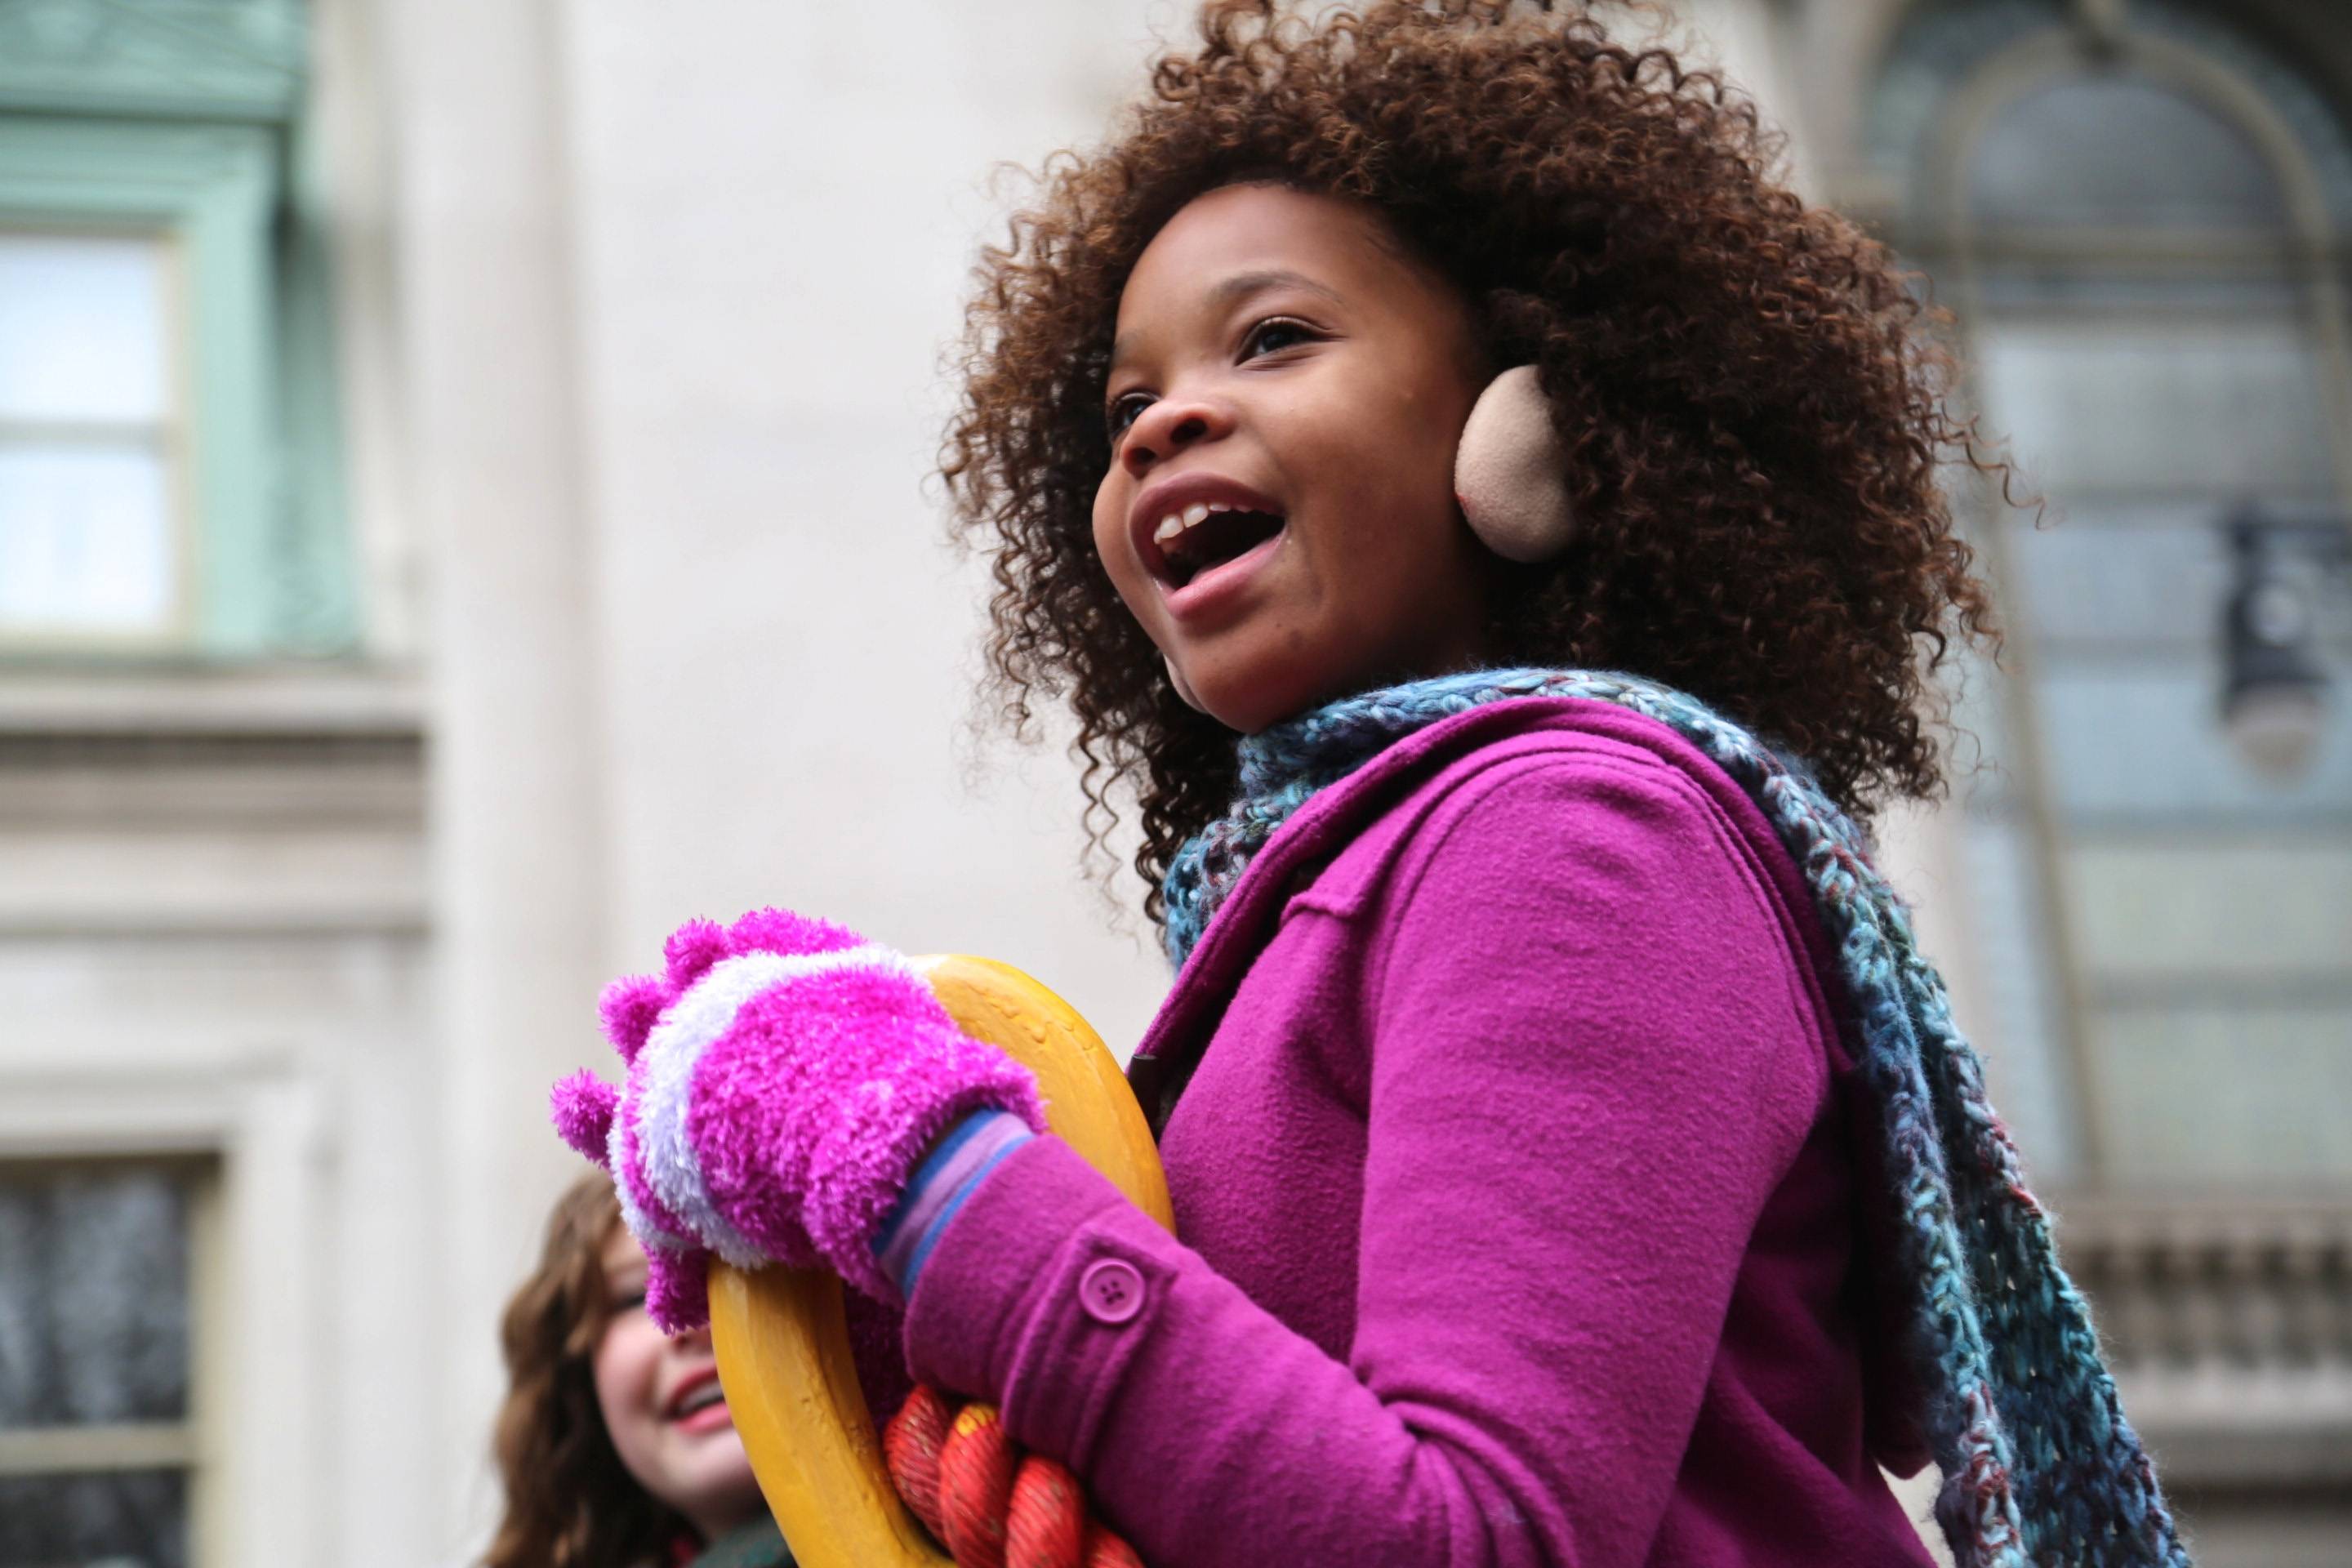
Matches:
[1121,394,1233,476]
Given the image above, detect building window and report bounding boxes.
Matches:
[0,229,189,640]
[0,1159,213,1568]
[1877,0,2352,1191]
[0,0,354,658]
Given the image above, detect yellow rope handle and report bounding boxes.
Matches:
[709,954,1175,1568]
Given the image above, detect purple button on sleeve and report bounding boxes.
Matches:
[1079,1257,1146,1325]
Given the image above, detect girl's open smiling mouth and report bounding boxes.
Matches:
[1160,526,1289,621]
[1129,471,1289,591]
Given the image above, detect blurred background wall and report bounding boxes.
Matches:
[0,2,2343,1565]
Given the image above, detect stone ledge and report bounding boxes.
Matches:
[0,662,425,737]
[0,666,430,931]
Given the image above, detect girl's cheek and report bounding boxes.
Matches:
[1089,481,1124,564]
[1090,488,1148,610]
[593,1318,660,1437]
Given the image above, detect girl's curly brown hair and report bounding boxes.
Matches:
[483,1174,694,1568]
[942,0,2001,925]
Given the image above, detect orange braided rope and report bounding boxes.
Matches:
[884,1383,1145,1568]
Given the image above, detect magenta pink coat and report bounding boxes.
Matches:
[901,698,1939,1566]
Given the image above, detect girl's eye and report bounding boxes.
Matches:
[1243,318,1317,358]
[609,1288,648,1316]
[1107,392,1152,443]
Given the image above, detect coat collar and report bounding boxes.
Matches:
[1127,697,1614,1128]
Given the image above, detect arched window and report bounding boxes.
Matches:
[1873,0,2352,1193]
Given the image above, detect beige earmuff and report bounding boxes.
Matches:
[1454,364,1576,563]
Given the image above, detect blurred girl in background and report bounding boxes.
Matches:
[486,1173,787,1568]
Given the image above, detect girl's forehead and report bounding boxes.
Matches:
[1111,184,1438,350]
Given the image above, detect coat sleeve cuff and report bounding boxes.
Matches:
[900,1134,1181,1470]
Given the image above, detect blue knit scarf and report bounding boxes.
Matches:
[1160,668,2190,1568]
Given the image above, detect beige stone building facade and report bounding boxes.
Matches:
[0,2,2343,1565]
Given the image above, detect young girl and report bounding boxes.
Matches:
[550,4,2190,1565]
[486,1173,790,1568]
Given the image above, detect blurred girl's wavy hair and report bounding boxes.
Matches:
[484,1174,692,1568]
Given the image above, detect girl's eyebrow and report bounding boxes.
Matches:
[1205,267,1345,310]
[1111,269,1347,370]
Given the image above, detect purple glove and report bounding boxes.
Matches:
[549,907,1045,1332]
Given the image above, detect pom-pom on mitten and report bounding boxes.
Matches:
[551,906,1047,1330]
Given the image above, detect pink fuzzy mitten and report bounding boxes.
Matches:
[550,908,1046,1332]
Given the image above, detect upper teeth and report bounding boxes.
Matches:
[1154,499,1235,546]
[674,1383,724,1418]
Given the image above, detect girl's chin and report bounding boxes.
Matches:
[1174,657,1335,735]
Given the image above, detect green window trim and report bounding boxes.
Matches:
[0,0,355,661]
